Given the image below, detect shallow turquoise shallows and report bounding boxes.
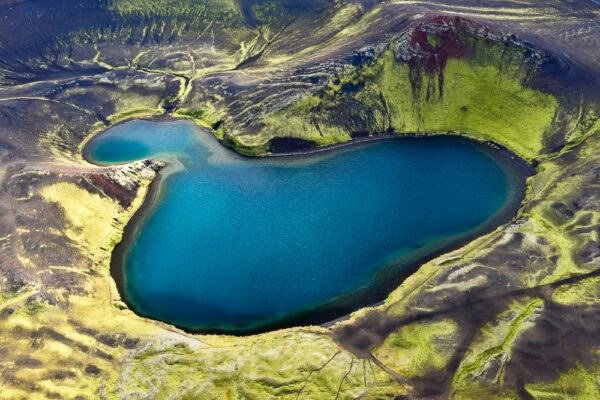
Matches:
[86,120,526,333]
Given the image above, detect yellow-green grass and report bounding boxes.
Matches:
[526,362,600,400]
[110,0,240,19]
[257,47,558,161]
[373,319,459,378]
[451,298,543,395]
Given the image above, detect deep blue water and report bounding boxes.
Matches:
[86,120,524,333]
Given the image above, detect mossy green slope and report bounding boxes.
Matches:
[255,31,558,160]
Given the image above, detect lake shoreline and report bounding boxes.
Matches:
[85,119,533,336]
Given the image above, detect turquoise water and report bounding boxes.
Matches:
[86,120,525,333]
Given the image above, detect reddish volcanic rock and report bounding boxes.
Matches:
[402,16,497,97]
[87,173,137,207]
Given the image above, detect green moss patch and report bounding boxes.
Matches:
[256,32,558,160]
[373,319,459,378]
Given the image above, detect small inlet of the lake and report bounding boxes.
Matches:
[84,119,530,334]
